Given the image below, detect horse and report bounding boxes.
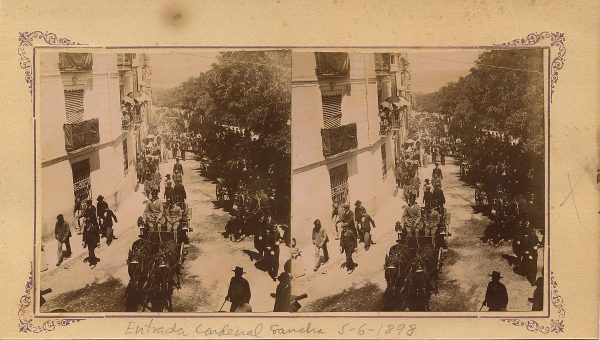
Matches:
[383,242,411,311]
[125,238,152,311]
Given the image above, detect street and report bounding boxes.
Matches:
[40,155,286,313]
[294,158,543,312]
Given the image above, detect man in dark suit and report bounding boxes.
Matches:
[226,266,251,312]
[483,271,508,311]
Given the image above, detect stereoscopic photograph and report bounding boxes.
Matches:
[38,50,292,313]
[291,50,546,312]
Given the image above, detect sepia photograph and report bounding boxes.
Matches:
[291,50,546,312]
[38,50,292,313]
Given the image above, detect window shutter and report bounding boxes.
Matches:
[65,90,84,123]
[322,94,342,129]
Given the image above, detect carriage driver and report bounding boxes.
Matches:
[402,194,422,236]
[143,189,164,231]
[165,201,182,232]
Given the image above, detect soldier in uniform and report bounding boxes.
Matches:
[226,266,251,312]
[482,271,508,311]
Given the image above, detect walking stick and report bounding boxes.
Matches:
[218,299,227,312]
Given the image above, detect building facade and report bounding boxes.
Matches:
[40,52,152,240]
[291,52,412,246]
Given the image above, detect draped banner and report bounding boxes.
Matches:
[321,123,357,157]
[58,53,93,71]
[63,118,100,152]
[314,52,350,77]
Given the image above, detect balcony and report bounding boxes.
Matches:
[374,53,391,75]
[58,53,93,72]
[63,118,100,153]
[117,53,134,70]
[321,123,357,158]
[315,52,350,78]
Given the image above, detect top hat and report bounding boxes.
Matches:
[490,271,503,279]
[97,195,104,201]
[233,266,245,274]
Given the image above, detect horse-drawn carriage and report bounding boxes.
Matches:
[384,208,451,312]
[125,228,186,312]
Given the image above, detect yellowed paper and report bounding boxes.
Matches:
[0,0,598,338]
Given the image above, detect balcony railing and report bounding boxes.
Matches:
[122,114,132,131]
[64,118,100,152]
[321,123,357,157]
[117,53,134,69]
[374,53,391,73]
[315,52,350,78]
[58,53,93,72]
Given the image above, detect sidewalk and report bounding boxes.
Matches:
[40,180,149,275]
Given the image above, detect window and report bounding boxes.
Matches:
[122,139,129,175]
[329,164,349,205]
[64,90,84,123]
[71,159,91,204]
[381,143,387,179]
[321,94,342,129]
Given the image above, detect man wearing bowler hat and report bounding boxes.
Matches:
[482,271,508,311]
[226,266,251,312]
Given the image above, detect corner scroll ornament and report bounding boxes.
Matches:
[501,272,565,334]
[18,31,84,96]
[499,31,565,102]
[18,264,83,333]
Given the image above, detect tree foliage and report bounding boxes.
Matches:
[414,49,545,158]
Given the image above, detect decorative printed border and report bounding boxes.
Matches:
[18,263,83,333]
[18,31,83,96]
[17,31,567,335]
[502,272,565,334]
[501,31,566,102]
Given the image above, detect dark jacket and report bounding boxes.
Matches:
[228,276,251,304]
[173,183,187,200]
[341,228,357,251]
[173,163,184,174]
[432,187,446,206]
[362,215,376,233]
[103,210,118,229]
[97,200,109,218]
[484,281,508,310]
[530,285,543,311]
[273,274,291,312]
